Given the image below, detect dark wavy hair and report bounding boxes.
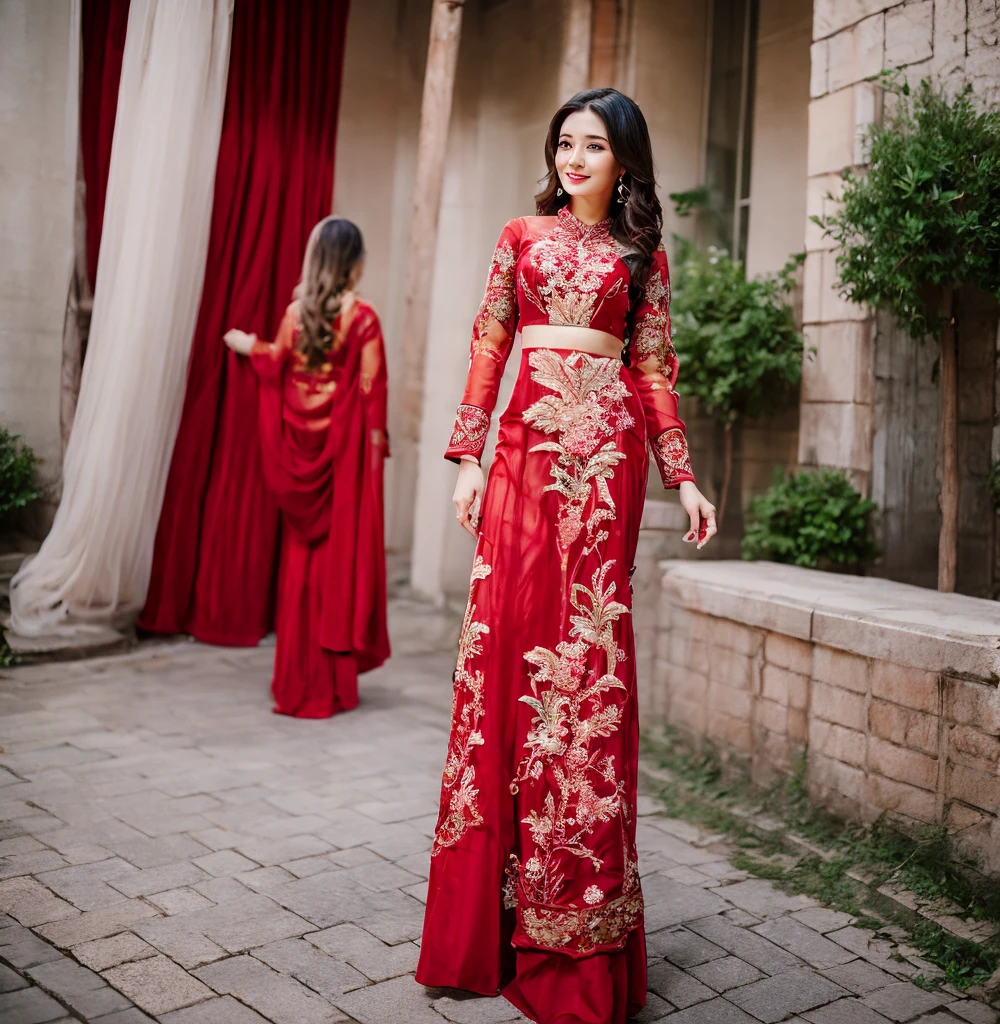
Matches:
[535,88,663,328]
[295,216,365,370]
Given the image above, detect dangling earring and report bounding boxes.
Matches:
[556,187,564,196]
[617,175,631,205]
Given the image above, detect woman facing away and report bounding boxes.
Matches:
[416,89,717,1022]
[224,217,390,719]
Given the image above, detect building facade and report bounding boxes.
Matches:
[0,0,997,603]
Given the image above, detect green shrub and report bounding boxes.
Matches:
[670,243,806,425]
[669,240,807,522]
[742,468,879,570]
[0,429,41,528]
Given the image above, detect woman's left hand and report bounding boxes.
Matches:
[224,329,256,355]
[678,480,717,550]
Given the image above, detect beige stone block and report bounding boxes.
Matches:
[788,707,809,744]
[708,681,752,720]
[808,88,856,176]
[946,801,985,834]
[828,14,885,91]
[803,250,824,324]
[764,633,813,676]
[810,717,867,767]
[968,0,1000,49]
[866,773,938,823]
[947,762,1000,815]
[805,173,843,252]
[761,664,790,706]
[814,644,869,694]
[708,710,753,753]
[709,644,753,690]
[811,39,829,97]
[871,660,939,713]
[812,680,866,730]
[945,679,998,737]
[932,0,969,82]
[948,725,1000,773]
[884,0,933,69]
[671,668,710,706]
[707,617,762,657]
[869,736,939,791]
[797,399,873,473]
[808,751,866,805]
[965,45,1000,110]
[814,0,892,39]
[820,248,870,322]
[756,726,795,770]
[671,696,708,736]
[801,321,875,405]
[852,81,882,164]
[869,699,938,756]
[688,611,713,643]
[684,636,710,674]
[755,698,788,736]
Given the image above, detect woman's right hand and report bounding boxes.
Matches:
[453,458,484,537]
[224,329,256,355]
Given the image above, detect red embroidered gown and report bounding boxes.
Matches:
[416,208,695,1023]
[249,300,391,718]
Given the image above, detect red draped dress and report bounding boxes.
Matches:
[416,208,696,1023]
[248,299,391,718]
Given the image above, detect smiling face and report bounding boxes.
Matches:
[554,107,625,206]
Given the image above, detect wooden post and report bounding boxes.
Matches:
[396,0,465,547]
[589,0,624,88]
[560,0,592,100]
[938,287,959,592]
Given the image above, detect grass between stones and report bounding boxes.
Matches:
[641,729,1000,994]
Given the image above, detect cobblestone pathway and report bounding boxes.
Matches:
[0,598,996,1024]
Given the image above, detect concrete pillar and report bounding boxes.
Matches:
[0,0,80,533]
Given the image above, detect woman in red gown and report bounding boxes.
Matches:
[224,217,390,719]
[416,90,717,1021]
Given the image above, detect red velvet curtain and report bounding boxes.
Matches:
[139,0,352,644]
[80,0,130,290]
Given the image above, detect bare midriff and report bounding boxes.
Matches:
[520,324,623,359]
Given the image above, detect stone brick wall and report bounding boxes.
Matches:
[647,560,1000,877]
[799,0,1000,497]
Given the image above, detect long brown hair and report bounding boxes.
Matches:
[296,216,365,369]
[535,88,663,330]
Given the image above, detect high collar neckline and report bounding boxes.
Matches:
[557,205,612,234]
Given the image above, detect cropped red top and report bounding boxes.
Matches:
[444,207,695,488]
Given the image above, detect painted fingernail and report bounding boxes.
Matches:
[684,531,695,542]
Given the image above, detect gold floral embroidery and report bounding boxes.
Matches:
[522,350,634,562]
[651,427,692,485]
[446,404,490,457]
[518,859,642,953]
[433,556,492,854]
[474,238,517,342]
[508,349,643,953]
[521,210,629,329]
[632,256,677,380]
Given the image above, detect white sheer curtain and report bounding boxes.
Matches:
[11,0,232,637]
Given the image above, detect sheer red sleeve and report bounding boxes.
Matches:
[358,307,390,457]
[444,219,522,463]
[249,303,297,381]
[627,248,695,488]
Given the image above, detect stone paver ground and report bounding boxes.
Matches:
[0,597,996,1024]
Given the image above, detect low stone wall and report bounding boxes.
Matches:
[644,560,1000,877]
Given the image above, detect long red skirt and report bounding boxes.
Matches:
[271,529,359,719]
[417,348,649,1023]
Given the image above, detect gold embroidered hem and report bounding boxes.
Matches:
[514,862,644,955]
